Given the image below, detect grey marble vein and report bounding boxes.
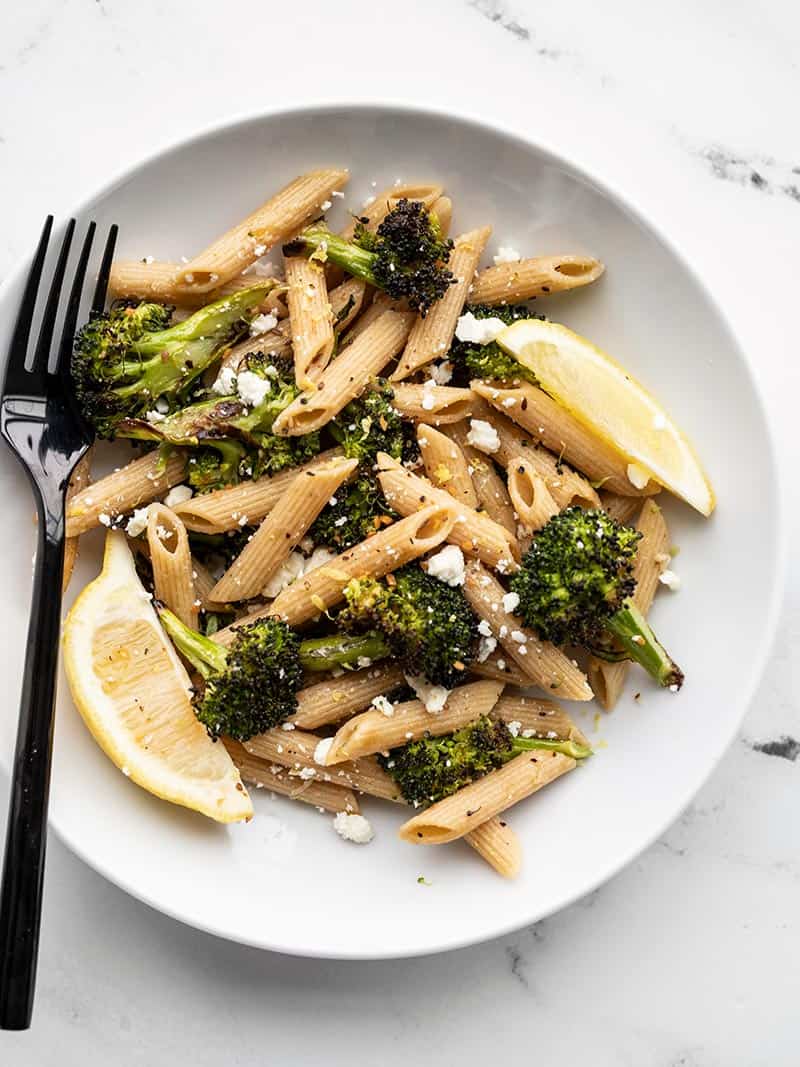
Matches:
[748,735,800,761]
[468,0,531,42]
[694,145,800,203]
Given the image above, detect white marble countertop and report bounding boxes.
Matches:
[1,1,798,1063]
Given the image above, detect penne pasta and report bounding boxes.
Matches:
[599,490,642,526]
[507,458,559,532]
[391,383,475,425]
[588,498,670,710]
[190,556,231,614]
[108,260,279,306]
[417,424,478,509]
[391,226,492,381]
[272,310,415,436]
[490,692,590,748]
[376,451,519,572]
[443,421,517,535]
[290,663,407,731]
[469,254,604,305]
[473,381,657,496]
[177,169,349,293]
[338,292,399,347]
[463,816,522,879]
[171,448,342,533]
[430,195,452,237]
[340,182,444,239]
[209,456,357,603]
[146,505,199,629]
[65,450,188,537]
[329,277,368,334]
[223,739,360,814]
[398,749,576,844]
[324,680,504,764]
[463,560,594,701]
[62,449,92,591]
[284,255,335,388]
[214,504,455,638]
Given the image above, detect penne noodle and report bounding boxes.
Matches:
[62,449,92,591]
[469,254,604,305]
[430,195,452,237]
[290,663,407,731]
[171,448,342,533]
[338,291,398,347]
[507,459,559,532]
[340,182,444,240]
[490,692,590,748]
[399,750,576,844]
[177,169,349,293]
[272,310,415,436]
[108,260,280,306]
[284,255,335,388]
[329,277,368,334]
[464,816,522,879]
[588,498,670,710]
[469,650,531,688]
[190,556,231,614]
[376,451,519,572]
[209,456,357,603]
[146,505,199,629]
[391,383,475,425]
[223,739,360,814]
[599,490,642,526]
[66,450,188,537]
[463,561,593,701]
[214,504,455,638]
[417,424,478,509]
[443,421,517,535]
[392,226,492,381]
[473,381,657,496]
[325,680,504,764]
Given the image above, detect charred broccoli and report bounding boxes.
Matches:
[309,473,395,550]
[285,199,454,315]
[329,381,416,464]
[450,303,541,386]
[72,285,274,437]
[338,564,478,688]
[380,715,591,806]
[510,506,683,689]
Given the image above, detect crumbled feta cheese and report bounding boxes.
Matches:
[466,419,501,454]
[477,619,493,638]
[477,635,497,662]
[98,513,112,527]
[493,246,522,265]
[332,190,345,198]
[659,568,681,591]
[236,370,272,407]
[497,658,506,670]
[263,551,307,597]
[501,396,517,408]
[506,720,522,737]
[420,379,438,411]
[510,630,527,644]
[426,545,466,587]
[429,360,453,386]
[211,365,237,396]
[250,312,278,336]
[297,766,317,780]
[333,812,374,844]
[502,591,520,614]
[499,625,508,639]
[371,695,395,717]
[455,311,508,345]
[404,674,450,713]
[164,484,193,508]
[669,683,680,693]
[314,737,334,766]
[145,408,166,423]
[626,462,650,489]
[305,547,337,572]
[143,255,155,265]
[320,199,332,211]
[125,506,151,538]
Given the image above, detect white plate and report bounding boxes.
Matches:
[0,104,783,959]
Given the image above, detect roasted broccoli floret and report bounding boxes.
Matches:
[285,199,454,315]
[158,609,391,740]
[329,380,416,464]
[338,564,478,688]
[72,285,274,438]
[510,506,683,689]
[450,303,541,386]
[309,473,395,550]
[380,715,591,806]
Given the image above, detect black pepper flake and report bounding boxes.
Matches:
[541,285,550,293]
[521,398,527,410]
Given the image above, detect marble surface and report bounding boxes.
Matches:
[1,0,798,1062]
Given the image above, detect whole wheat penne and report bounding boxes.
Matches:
[325,680,504,764]
[392,226,492,381]
[176,169,349,293]
[330,277,368,333]
[376,452,519,572]
[223,739,360,814]
[290,663,406,730]
[62,449,92,591]
[272,310,415,436]
[507,459,559,532]
[431,195,452,237]
[340,183,444,240]
[490,692,590,747]
[339,292,403,347]
[443,421,517,535]
[588,498,670,710]
[285,256,335,388]
[398,749,576,844]
[464,816,522,878]
[599,490,642,526]
[243,728,403,802]
[210,456,357,603]
[469,255,604,305]
[469,650,531,687]
[463,561,593,701]
[65,450,188,537]
[171,448,342,533]
[391,384,475,425]
[146,505,198,629]
[190,556,231,614]
[417,424,478,508]
[108,260,281,306]
[473,381,657,496]
[214,504,455,638]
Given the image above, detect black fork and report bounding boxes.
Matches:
[0,217,117,1030]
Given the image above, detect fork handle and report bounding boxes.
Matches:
[0,518,65,1030]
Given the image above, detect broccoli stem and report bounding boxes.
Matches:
[298,632,390,672]
[605,601,684,689]
[509,736,593,760]
[132,285,272,355]
[158,607,229,680]
[289,229,378,286]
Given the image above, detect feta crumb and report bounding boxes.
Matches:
[263,551,306,597]
[143,255,155,265]
[626,462,650,489]
[314,737,334,765]
[250,312,278,336]
[236,370,272,407]
[404,674,450,713]
[426,544,466,587]
[125,506,151,538]
[297,766,317,780]
[506,720,522,737]
[164,484,193,508]
[493,246,522,265]
[320,199,332,211]
[420,379,438,411]
[477,619,493,637]
[357,657,373,669]
[371,695,395,717]
[499,625,508,639]
[466,418,501,454]
[332,190,345,198]
[477,635,497,662]
[502,591,520,614]
[98,513,112,527]
[252,243,267,257]
[429,360,453,386]
[145,408,166,423]
[669,683,680,693]
[497,658,506,670]
[333,812,374,844]
[281,722,296,731]
[510,630,527,644]
[211,365,237,396]
[659,568,681,591]
[455,311,508,345]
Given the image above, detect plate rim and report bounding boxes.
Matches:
[0,99,787,959]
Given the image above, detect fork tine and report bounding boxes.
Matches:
[6,217,53,379]
[31,219,75,375]
[90,223,118,317]
[54,221,96,378]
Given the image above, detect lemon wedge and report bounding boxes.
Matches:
[63,532,253,823]
[497,319,714,515]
